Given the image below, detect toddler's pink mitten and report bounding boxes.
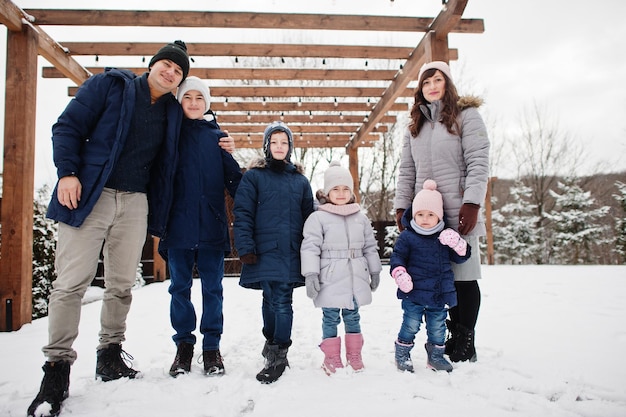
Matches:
[438,228,468,256]
[391,266,413,293]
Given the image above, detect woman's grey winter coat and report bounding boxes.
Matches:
[393,96,490,237]
[300,204,382,309]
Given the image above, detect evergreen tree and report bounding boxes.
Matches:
[613,181,626,263]
[544,179,610,264]
[32,185,58,319]
[492,180,541,264]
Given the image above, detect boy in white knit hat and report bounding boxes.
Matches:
[159,76,242,377]
[301,161,382,375]
[389,179,471,373]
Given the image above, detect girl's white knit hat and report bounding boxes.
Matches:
[324,161,354,195]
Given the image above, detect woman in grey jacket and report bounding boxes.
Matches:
[393,61,490,362]
[301,161,382,375]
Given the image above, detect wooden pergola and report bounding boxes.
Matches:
[0,0,483,331]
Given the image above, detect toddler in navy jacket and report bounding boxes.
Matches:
[390,179,471,373]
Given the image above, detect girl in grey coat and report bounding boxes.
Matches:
[301,161,382,375]
[393,61,490,363]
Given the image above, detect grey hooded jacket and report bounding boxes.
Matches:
[301,203,382,309]
[393,96,490,237]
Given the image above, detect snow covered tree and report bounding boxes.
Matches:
[492,180,541,264]
[32,185,58,319]
[613,181,626,263]
[544,179,610,264]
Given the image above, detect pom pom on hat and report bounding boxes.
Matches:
[324,161,354,195]
[149,40,190,83]
[417,61,452,85]
[412,179,444,220]
[176,76,211,113]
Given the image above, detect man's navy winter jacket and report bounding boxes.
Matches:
[46,68,182,237]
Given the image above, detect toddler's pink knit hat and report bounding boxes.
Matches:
[412,179,444,220]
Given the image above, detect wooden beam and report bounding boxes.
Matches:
[210,86,415,98]
[213,101,408,113]
[233,134,377,149]
[0,0,91,85]
[44,67,405,81]
[69,85,415,98]
[0,0,25,31]
[348,0,468,149]
[217,114,396,124]
[25,9,484,34]
[28,23,91,85]
[0,24,39,331]
[52,42,423,60]
[221,124,388,134]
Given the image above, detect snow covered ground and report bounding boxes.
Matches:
[2,264,625,417]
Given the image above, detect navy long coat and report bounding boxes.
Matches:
[233,159,314,289]
[46,69,182,235]
[158,116,242,255]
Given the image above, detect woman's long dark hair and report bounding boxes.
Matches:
[409,68,461,137]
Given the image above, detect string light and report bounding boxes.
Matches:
[298,97,302,107]
[309,110,313,120]
[334,97,338,107]
[339,112,344,120]
[247,111,251,120]
[224,98,228,107]
[262,97,267,106]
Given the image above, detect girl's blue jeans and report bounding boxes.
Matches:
[167,248,224,351]
[322,306,361,339]
[397,299,447,346]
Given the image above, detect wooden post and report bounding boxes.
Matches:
[0,25,39,331]
[485,177,497,265]
[346,145,360,203]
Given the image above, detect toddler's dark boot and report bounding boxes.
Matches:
[169,342,194,377]
[256,344,289,384]
[449,323,477,363]
[203,349,225,376]
[394,340,414,373]
[425,342,453,372]
[27,361,70,417]
[95,344,140,381]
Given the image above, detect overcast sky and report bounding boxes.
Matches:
[1,0,625,188]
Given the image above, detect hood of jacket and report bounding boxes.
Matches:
[247,157,305,174]
[457,95,483,110]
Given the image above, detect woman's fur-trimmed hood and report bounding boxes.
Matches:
[247,157,305,174]
[458,95,483,110]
